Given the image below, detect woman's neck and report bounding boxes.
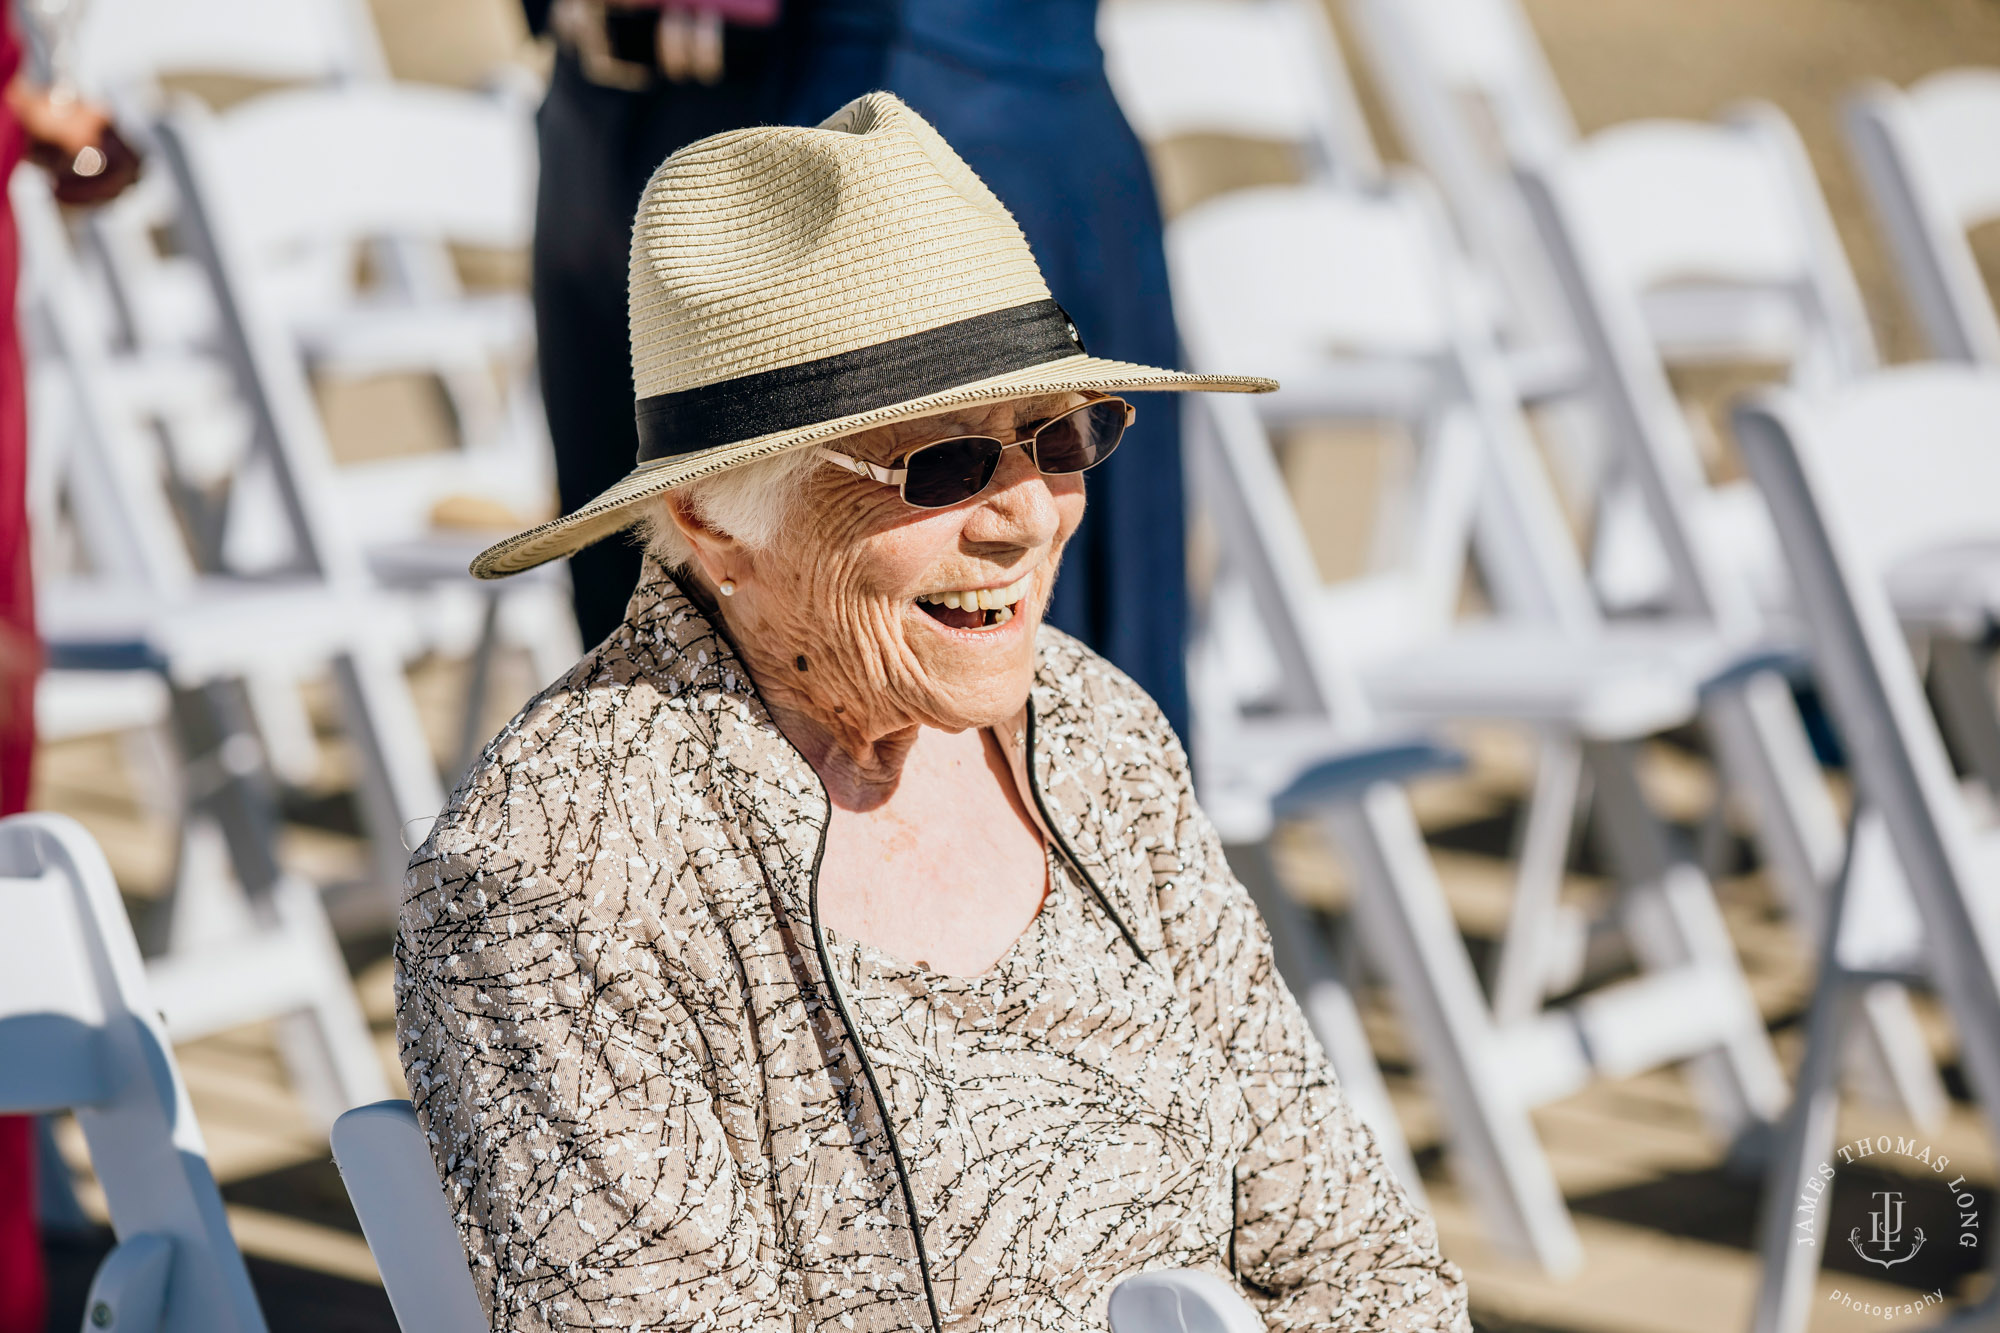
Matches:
[763,697,928,813]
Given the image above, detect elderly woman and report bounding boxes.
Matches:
[399,94,1468,1333]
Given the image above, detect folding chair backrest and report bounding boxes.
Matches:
[1342,0,1574,340]
[1515,111,1876,633]
[74,0,386,105]
[1169,184,1473,680]
[153,85,540,577]
[14,167,207,595]
[331,1101,486,1333]
[1170,179,1602,646]
[1733,367,2000,1095]
[1550,109,1877,379]
[0,813,268,1333]
[1846,69,2000,365]
[174,85,534,297]
[1347,0,1574,166]
[1099,0,1379,182]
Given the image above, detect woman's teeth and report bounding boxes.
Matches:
[916,572,1033,629]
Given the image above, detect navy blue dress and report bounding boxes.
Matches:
[798,0,1191,742]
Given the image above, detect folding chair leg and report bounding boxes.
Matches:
[1320,787,1584,1275]
[454,590,504,779]
[1491,734,1586,1023]
[270,874,388,1125]
[1704,678,1947,1127]
[151,686,388,1122]
[1224,841,1427,1206]
[331,645,446,900]
[1929,636,2000,799]
[1583,740,1788,1139]
[1751,969,1852,1333]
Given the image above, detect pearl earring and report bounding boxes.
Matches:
[718,578,736,597]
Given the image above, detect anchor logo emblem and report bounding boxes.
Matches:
[1851,1190,1926,1269]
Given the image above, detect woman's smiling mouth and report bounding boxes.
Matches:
[914,570,1035,630]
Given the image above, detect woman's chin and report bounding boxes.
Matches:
[903,602,1039,724]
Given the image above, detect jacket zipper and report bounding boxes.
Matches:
[806,812,945,1333]
[800,693,1151,1333]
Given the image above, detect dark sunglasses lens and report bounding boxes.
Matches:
[903,436,1003,508]
[1031,400,1128,474]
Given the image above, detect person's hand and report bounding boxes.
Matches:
[6,78,141,205]
[655,7,724,84]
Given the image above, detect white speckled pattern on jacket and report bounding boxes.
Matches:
[396,561,1469,1332]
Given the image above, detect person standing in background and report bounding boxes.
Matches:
[523,0,884,646]
[0,5,140,1322]
[838,0,1193,740]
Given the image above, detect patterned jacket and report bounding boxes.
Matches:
[397,563,1469,1332]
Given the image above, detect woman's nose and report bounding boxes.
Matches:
[964,444,1064,550]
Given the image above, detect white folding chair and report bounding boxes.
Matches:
[1267,140,1943,1128]
[1731,366,2000,1333]
[152,85,578,774]
[1515,123,2000,1100]
[330,1101,486,1333]
[21,165,393,1123]
[1846,68,2000,368]
[0,812,270,1333]
[330,1096,1270,1333]
[1098,0,1379,183]
[1170,176,1819,1273]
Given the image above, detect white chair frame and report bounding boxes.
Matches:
[0,812,270,1333]
[1732,367,2000,1333]
[1846,68,2000,367]
[1098,0,1379,184]
[21,164,389,1124]
[1170,177,1818,1272]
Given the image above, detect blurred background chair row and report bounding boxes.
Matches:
[19,0,2000,1328]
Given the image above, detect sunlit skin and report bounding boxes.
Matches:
[665,393,1090,976]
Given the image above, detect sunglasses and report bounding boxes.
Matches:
[818,396,1134,509]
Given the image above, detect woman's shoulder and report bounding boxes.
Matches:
[1031,624,1189,782]
[403,608,754,937]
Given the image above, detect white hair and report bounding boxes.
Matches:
[637,444,826,573]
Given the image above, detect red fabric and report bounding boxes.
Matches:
[0,11,45,1332]
[626,0,782,27]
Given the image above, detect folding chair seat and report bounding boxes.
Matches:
[1098,0,1379,183]
[0,812,270,1333]
[1846,68,2000,367]
[1731,366,2000,1332]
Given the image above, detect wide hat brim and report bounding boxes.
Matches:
[472,353,1274,579]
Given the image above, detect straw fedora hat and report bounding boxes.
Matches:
[472,92,1276,579]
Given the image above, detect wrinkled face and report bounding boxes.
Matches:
[689,394,1090,737]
